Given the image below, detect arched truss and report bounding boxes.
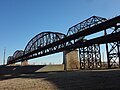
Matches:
[13,50,24,58]
[7,56,14,62]
[24,32,66,54]
[67,16,107,36]
[7,50,23,63]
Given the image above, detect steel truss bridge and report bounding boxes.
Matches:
[7,15,120,69]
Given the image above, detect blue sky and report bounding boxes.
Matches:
[0,0,120,65]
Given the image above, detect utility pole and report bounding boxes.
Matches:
[3,48,6,65]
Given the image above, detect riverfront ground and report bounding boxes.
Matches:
[0,69,120,90]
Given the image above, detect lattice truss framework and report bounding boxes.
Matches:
[7,50,23,64]
[24,32,65,54]
[67,16,107,36]
[105,24,120,68]
[79,44,101,69]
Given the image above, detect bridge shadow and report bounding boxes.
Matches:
[0,66,120,90]
[0,65,64,80]
[0,65,46,75]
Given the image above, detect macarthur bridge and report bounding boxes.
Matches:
[7,15,120,69]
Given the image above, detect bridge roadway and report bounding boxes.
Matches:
[8,16,120,64]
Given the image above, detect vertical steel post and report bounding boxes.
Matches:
[98,44,101,68]
[117,41,120,68]
[104,29,110,68]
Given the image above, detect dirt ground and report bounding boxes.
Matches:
[0,69,120,90]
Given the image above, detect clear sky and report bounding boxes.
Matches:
[0,0,120,65]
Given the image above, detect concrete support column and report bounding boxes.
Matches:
[63,49,80,70]
[21,60,28,66]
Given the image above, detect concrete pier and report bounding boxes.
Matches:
[63,49,80,70]
[21,60,28,66]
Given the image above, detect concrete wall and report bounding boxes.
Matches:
[0,64,64,75]
[63,50,80,70]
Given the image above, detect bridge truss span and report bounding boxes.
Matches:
[67,16,107,36]
[24,32,66,55]
[7,15,120,68]
[7,50,23,64]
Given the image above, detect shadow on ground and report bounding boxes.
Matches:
[0,65,46,75]
[0,66,120,90]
